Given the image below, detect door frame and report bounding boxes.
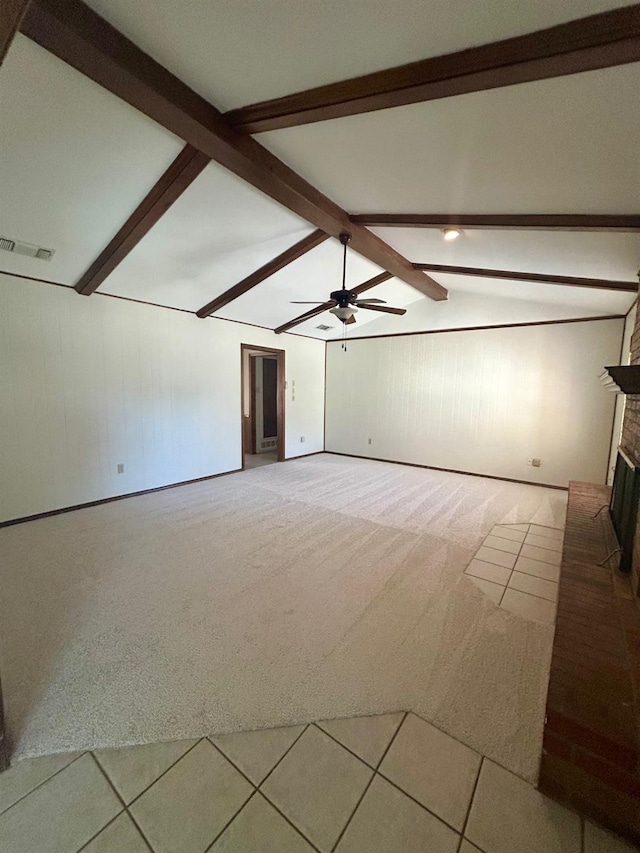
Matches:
[241,344,285,467]
[0,675,6,772]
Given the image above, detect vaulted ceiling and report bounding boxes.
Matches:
[1,0,639,340]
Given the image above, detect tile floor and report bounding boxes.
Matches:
[243,451,278,469]
[465,523,563,625]
[0,712,637,853]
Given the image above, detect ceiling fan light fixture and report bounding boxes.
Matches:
[330,305,357,321]
[288,230,402,346]
[443,228,461,241]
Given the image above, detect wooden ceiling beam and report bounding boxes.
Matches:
[1,0,31,64]
[196,229,329,318]
[351,214,640,233]
[22,0,447,303]
[274,271,393,334]
[226,5,640,133]
[75,144,210,295]
[411,263,638,292]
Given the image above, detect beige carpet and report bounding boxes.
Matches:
[0,454,566,782]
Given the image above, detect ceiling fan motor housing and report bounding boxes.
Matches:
[330,289,360,306]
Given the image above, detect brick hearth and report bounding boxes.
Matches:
[539,481,640,844]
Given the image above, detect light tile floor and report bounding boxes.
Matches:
[0,712,637,852]
[465,523,563,624]
[243,451,278,469]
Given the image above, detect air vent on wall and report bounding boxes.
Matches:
[0,236,55,261]
[316,324,333,331]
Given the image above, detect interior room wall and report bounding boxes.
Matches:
[325,318,624,488]
[0,274,325,523]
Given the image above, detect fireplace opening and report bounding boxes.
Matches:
[609,447,640,574]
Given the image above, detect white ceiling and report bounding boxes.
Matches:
[1,7,638,341]
[84,0,636,110]
[0,36,184,285]
[101,159,313,311]
[98,166,423,333]
[298,274,634,340]
[322,286,634,340]
[218,268,425,335]
[429,273,633,313]
[259,64,640,215]
[371,228,640,282]
[215,241,422,332]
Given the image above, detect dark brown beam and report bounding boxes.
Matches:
[411,263,638,292]
[197,229,329,318]
[331,315,626,344]
[351,214,640,233]
[75,144,210,295]
[275,271,392,334]
[1,0,30,64]
[22,0,447,303]
[226,5,640,133]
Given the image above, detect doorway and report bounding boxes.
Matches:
[241,344,285,469]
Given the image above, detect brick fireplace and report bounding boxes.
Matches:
[538,295,640,844]
[620,298,640,598]
[538,482,640,844]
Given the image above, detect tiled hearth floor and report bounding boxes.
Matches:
[465,523,563,624]
[0,712,637,853]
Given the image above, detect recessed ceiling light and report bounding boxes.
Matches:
[443,228,461,241]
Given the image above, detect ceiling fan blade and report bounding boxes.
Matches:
[353,298,386,304]
[360,304,406,316]
[345,314,357,325]
[286,303,335,326]
[290,301,326,304]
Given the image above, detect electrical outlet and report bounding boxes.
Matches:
[368,438,372,445]
[300,436,305,443]
[117,463,125,474]
[527,458,541,468]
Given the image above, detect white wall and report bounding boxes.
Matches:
[325,319,624,488]
[0,275,325,522]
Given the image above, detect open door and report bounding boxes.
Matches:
[241,344,285,469]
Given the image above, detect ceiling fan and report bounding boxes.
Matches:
[291,232,407,326]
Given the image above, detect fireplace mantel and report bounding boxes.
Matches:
[600,365,640,394]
